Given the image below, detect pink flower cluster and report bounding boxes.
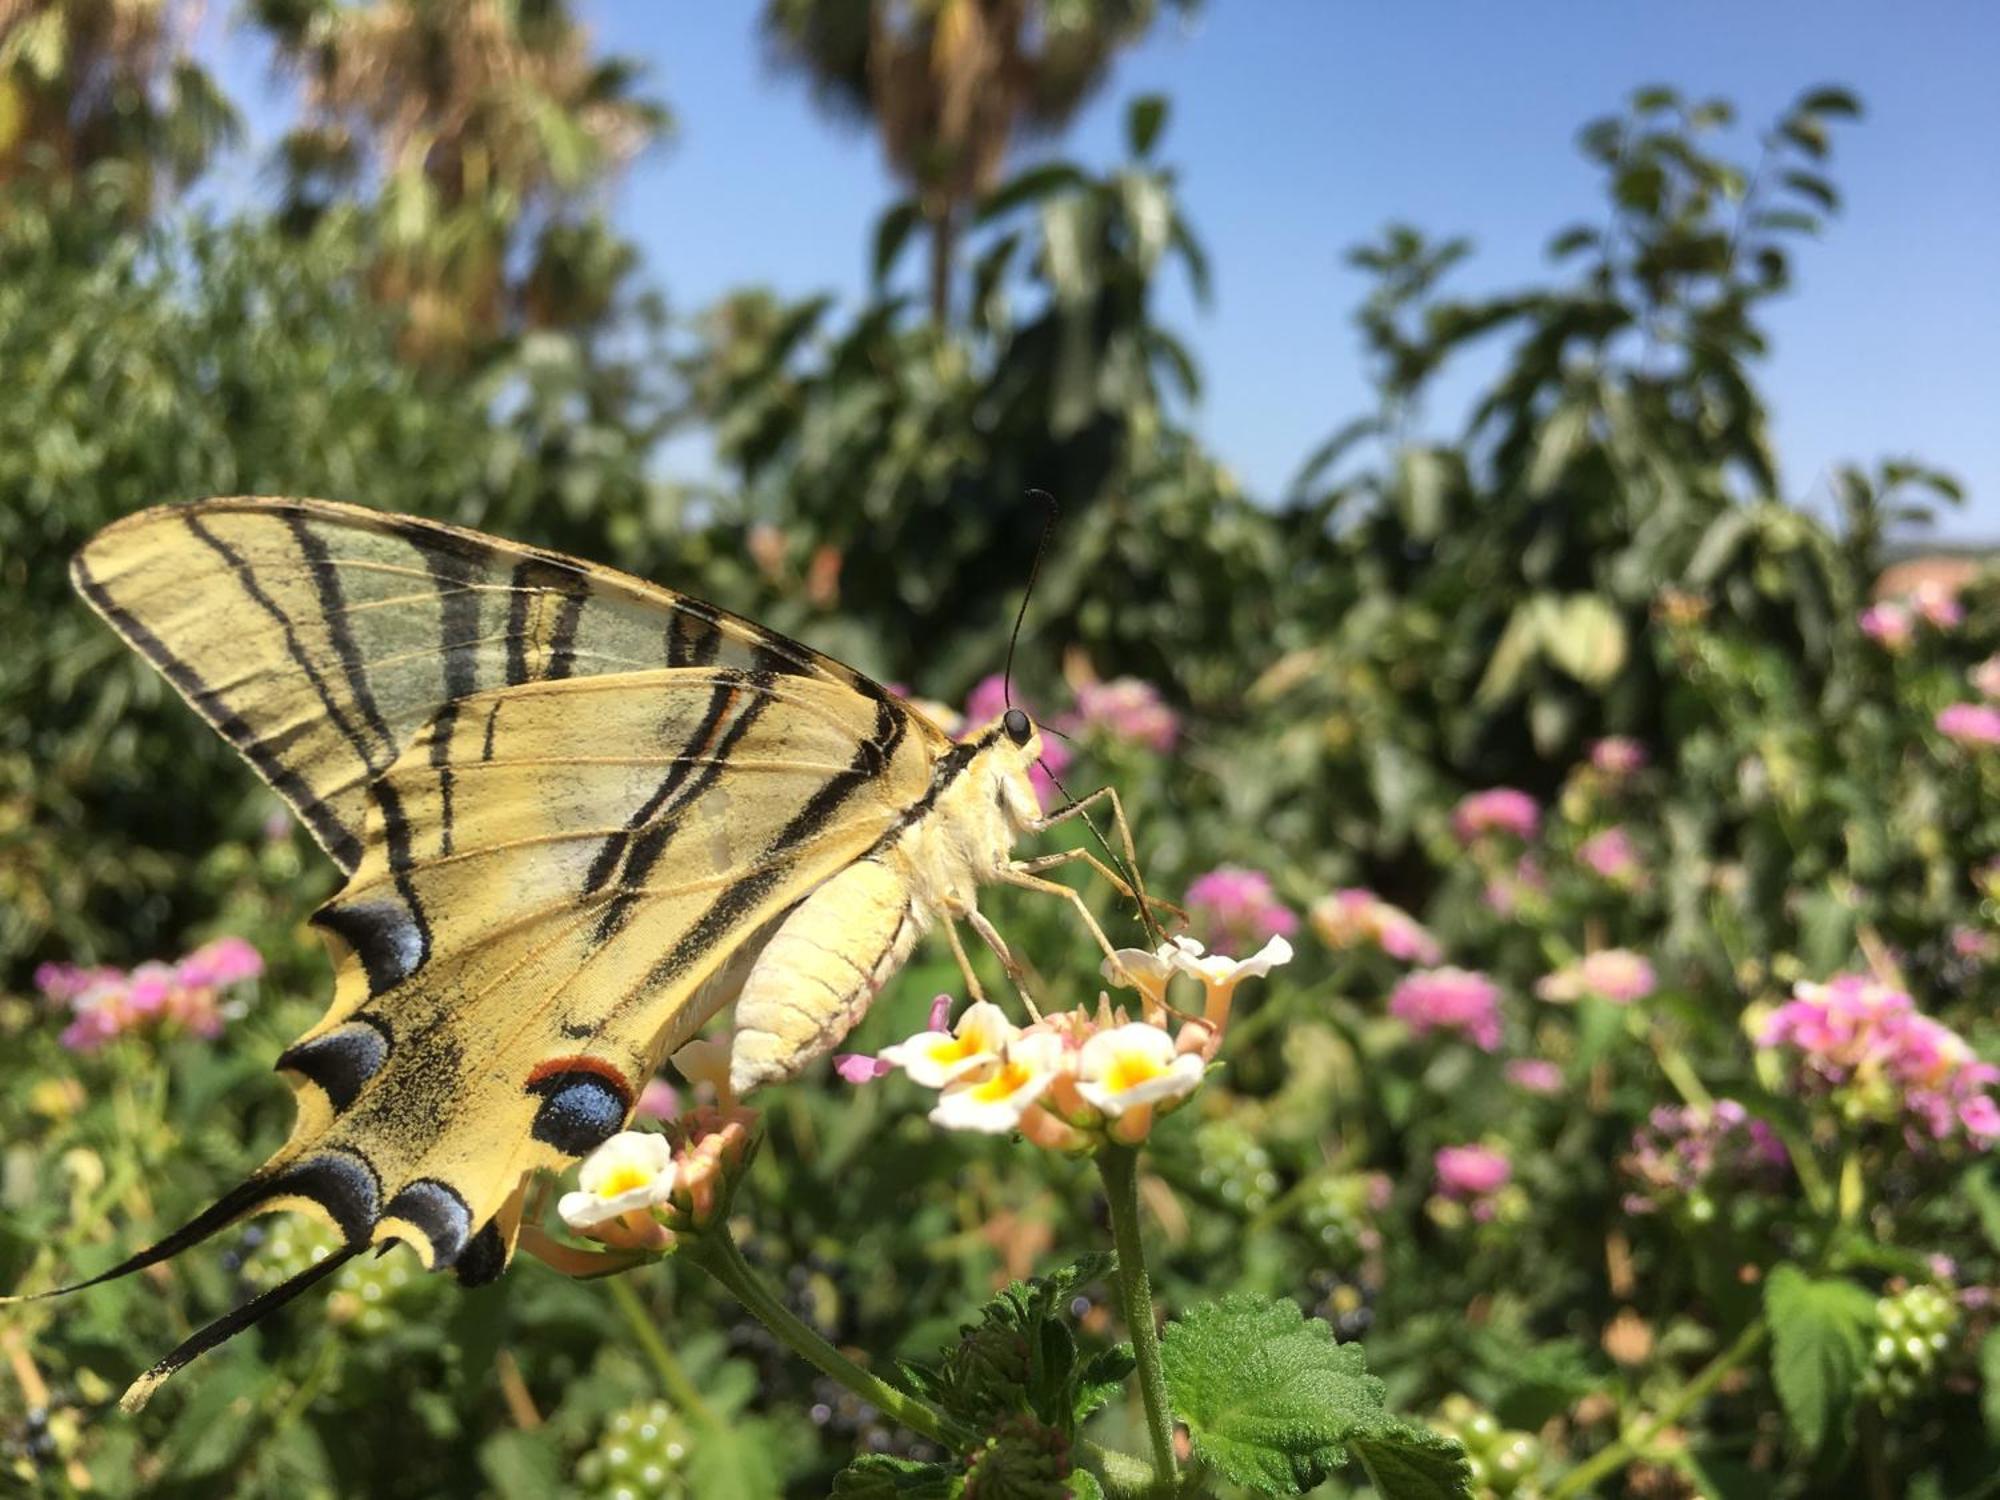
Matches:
[1589,737,1647,778]
[1072,676,1180,753]
[1760,974,2000,1148]
[1577,825,1644,885]
[1390,967,1502,1051]
[37,937,263,1052]
[1536,948,1657,1006]
[1621,1100,1788,1216]
[1309,888,1441,965]
[1937,703,2000,748]
[1434,1144,1511,1220]
[1186,866,1299,951]
[1451,788,1540,844]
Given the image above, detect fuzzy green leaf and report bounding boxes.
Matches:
[1162,1294,1464,1496]
[1350,1419,1475,1500]
[831,1454,963,1498]
[1765,1265,1875,1452]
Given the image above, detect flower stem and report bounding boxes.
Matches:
[1548,1316,1767,1498]
[607,1273,716,1427]
[681,1227,969,1450]
[1098,1145,1179,1491]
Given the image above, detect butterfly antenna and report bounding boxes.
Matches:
[1043,766,1169,949]
[1003,490,1061,709]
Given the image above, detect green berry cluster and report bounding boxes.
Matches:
[1862,1283,1957,1409]
[1190,1119,1279,1216]
[1432,1395,1543,1498]
[241,1217,432,1339]
[1293,1172,1381,1261]
[574,1399,692,1500]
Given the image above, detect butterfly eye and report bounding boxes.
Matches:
[1003,708,1033,746]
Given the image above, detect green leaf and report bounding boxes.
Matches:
[1076,1344,1138,1424]
[1349,1420,1474,1500]
[1546,594,1627,686]
[1765,1265,1875,1452]
[685,1414,797,1499]
[1797,86,1862,119]
[477,1431,565,1500]
[872,200,921,287]
[831,1454,963,1498]
[1127,94,1170,157]
[1162,1294,1464,1497]
[1982,1330,2000,1444]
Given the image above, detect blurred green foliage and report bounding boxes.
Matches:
[3,4,1999,1496]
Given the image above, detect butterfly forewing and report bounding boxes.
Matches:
[69,497,900,873]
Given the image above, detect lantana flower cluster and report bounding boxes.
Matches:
[1759,974,2000,1149]
[862,935,1292,1149]
[1620,1100,1788,1218]
[36,937,263,1052]
[1390,967,1502,1052]
[1185,867,1299,951]
[1309,888,1441,965]
[1536,948,1657,1006]
[1860,581,1964,652]
[1429,1143,1520,1227]
[557,1040,759,1252]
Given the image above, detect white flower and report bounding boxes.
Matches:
[1102,946,1177,1016]
[928,1033,1065,1134]
[1167,933,1294,989]
[557,1131,677,1230]
[879,1000,1018,1088]
[671,1037,733,1100]
[1075,1023,1206,1116]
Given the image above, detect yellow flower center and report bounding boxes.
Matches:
[970,1060,1034,1102]
[598,1162,656,1197]
[1104,1051,1165,1094]
[928,1034,980,1065]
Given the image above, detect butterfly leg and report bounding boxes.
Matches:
[942,914,990,1004]
[998,867,1128,978]
[964,907,1043,1021]
[1010,846,1187,931]
[1030,785,1179,933]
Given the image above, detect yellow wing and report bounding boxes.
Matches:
[70,496,907,873]
[42,499,953,1408]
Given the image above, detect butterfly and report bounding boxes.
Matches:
[12,496,1161,1410]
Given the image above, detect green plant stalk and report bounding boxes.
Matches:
[606,1272,716,1427]
[1098,1144,1179,1490]
[681,1226,970,1451]
[1548,1316,1767,1499]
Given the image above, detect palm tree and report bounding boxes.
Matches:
[252,0,667,360]
[762,0,1196,324]
[0,0,235,207]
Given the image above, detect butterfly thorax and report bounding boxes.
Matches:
[878,713,1044,923]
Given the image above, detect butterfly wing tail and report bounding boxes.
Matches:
[118,1243,363,1411]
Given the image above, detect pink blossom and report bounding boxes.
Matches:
[1621,1100,1788,1214]
[1951,927,1997,964]
[1186,867,1300,951]
[1505,1058,1563,1095]
[1434,1144,1511,1199]
[1451,788,1541,844]
[635,1078,681,1120]
[176,936,264,989]
[1390,967,1502,1051]
[1073,677,1179,753]
[1577,825,1643,884]
[34,963,121,1004]
[1309,888,1441,965]
[1937,703,2000,747]
[1762,973,2000,1151]
[1589,737,1647,777]
[1972,656,2000,700]
[1859,601,1915,651]
[1910,580,1965,629]
[833,1054,893,1084]
[1483,854,1546,918]
[1537,948,1656,1006]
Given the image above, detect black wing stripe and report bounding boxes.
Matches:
[283,514,398,762]
[71,554,364,870]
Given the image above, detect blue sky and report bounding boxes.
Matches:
[211,3,2000,535]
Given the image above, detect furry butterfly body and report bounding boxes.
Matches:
[24,497,1072,1408]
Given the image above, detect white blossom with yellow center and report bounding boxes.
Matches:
[928,1033,1065,1134]
[879,1000,1018,1088]
[557,1131,677,1230]
[1074,1023,1205,1116]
